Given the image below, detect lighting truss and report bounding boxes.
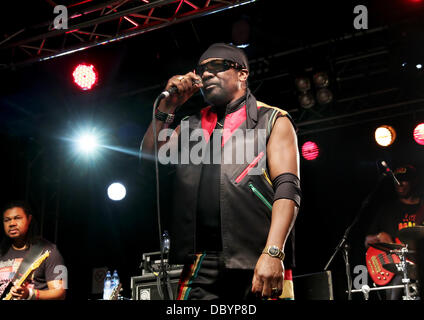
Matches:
[0,0,257,69]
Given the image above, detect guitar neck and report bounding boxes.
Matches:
[2,251,50,300]
[15,267,34,288]
[110,283,122,300]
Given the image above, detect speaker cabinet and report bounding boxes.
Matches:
[293,271,334,300]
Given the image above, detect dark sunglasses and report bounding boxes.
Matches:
[195,59,244,77]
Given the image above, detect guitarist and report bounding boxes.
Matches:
[0,201,66,300]
[364,165,424,300]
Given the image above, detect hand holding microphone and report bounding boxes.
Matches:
[158,71,203,113]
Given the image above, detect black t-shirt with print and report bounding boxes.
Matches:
[0,240,66,298]
[368,199,424,240]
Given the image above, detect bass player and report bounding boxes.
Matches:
[0,201,67,300]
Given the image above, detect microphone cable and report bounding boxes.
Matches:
[151,93,171,300]
[146,80,201,299]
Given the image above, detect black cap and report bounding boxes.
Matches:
[198,43,249,71]
[394,165,417,182]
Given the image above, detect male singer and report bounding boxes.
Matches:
[141,43,301,300]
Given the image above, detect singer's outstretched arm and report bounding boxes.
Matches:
[141,72,202,156]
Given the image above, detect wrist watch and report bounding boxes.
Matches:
[262,245,285,261]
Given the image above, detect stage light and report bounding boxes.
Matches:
[375,125,396,147]
[75,132,99,154]
[231,18,251,48]
[301,141,319,161]
[313,72,329,88]
[298,92,315,109]
[316,88,333,105]
[416,64,423,70]
[413,123,424,145]
[295,77,311,92]
[107,182,126,201]
[72,63,98,90]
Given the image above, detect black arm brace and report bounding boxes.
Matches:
[272,172,302,207]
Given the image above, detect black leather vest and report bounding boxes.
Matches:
[168,100,295,269]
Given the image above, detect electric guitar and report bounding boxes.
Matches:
[109,283,122,300]
[365,245,401,286]
[2,250,50,300]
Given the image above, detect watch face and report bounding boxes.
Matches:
[268,246,279,256]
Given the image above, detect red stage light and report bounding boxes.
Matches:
[72,63,97,90]
[413,123,424,145]
[301,141,319,161]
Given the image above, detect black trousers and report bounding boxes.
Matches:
[176,252,258,300]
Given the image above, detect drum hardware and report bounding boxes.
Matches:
[325,173,388,300]
[382,262,416,279]
[369,243,405,251]
[368,243,415,260]
[350,283,419,300]
[399,246,415,300]
[397,226,424,300]
[398,226,424,244]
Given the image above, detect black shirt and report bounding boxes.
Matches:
[195,97,246,252]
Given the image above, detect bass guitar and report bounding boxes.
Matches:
[365,243,401,286]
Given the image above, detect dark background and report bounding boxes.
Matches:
[1,0,424,300]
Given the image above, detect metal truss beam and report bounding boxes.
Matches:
[297,98,424,136]
[0,0,257,69]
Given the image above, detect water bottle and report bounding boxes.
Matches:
[103,270,112,300]
[162,230,170,254]
[111,270,120,293]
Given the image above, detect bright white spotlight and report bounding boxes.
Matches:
[375,125,396,147]
[76,133,99,154]
[107,183,126,201]
[416,64,422,70]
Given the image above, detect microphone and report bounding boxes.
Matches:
[381,161,401,186]
[158,79,202,100]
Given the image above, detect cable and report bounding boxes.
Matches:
[151,95,172,300]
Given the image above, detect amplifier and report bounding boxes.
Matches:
[131,268,183,300]
[141,251,183,275]
[293,271,334,300]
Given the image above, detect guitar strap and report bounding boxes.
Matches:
[11,239,48,284]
